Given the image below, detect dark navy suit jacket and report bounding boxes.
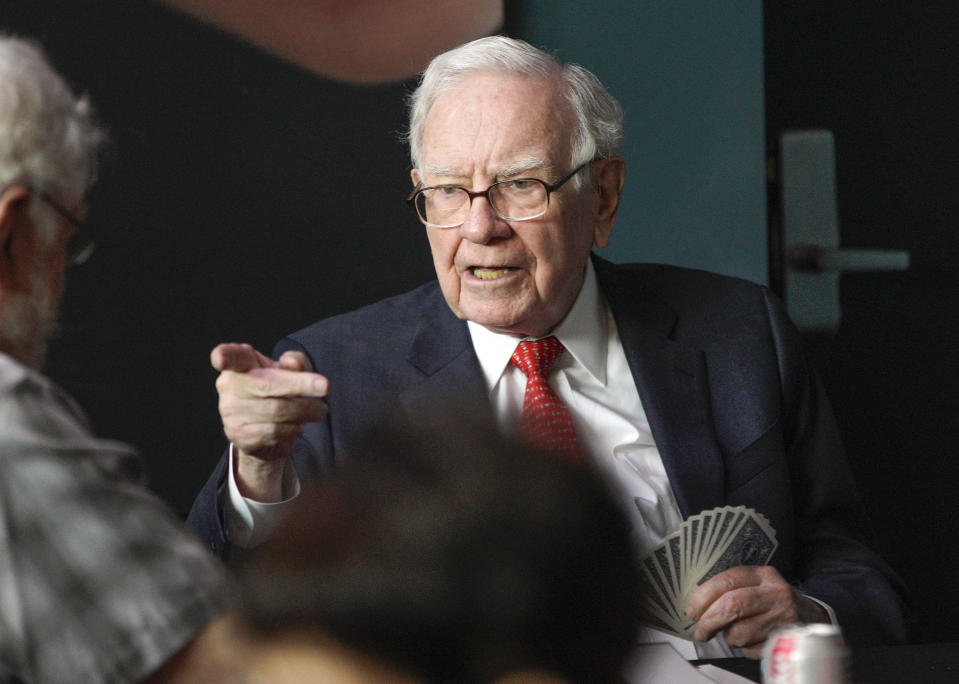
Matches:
[188,255,907,647]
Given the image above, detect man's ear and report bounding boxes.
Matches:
[0,185,35,289]
[410,168,421,187]
[591,158,626,249]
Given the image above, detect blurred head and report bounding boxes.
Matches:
[407,37,626,338]
[237,421,643,683]
[0,36,105,367]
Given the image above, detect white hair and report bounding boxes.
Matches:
[407,36,624,188]
[0,35,105,235]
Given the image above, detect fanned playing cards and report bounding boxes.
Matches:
[639,506,777,640]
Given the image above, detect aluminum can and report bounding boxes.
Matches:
[761,623,850,683]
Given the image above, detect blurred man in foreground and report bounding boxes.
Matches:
[0,35,234,682]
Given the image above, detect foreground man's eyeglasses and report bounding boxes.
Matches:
[38,190,95,265]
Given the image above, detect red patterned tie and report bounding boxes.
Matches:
[510,337,582,461]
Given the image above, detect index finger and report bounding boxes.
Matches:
[687,566,762,621]
[211,343,274,372]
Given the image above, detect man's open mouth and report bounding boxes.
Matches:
[471,267,513,280]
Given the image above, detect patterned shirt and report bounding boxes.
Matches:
[0,353,234,683]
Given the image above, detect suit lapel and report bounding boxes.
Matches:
[595,257,725,519]
[399,290,493,426]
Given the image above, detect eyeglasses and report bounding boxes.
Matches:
[406,162,590,228]
[38,191,95,265]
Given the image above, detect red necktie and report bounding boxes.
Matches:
[510,337,582,461]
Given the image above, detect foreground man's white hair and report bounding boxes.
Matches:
[0,36,104,204]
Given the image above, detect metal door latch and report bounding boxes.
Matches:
[777,130,910,333]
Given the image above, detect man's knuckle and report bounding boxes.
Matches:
[253,376,275,396]
[273,399,303,424]
[721,594,744,620]
[724,625,745,647]
[263,399,286,421]
[260,422,283,441]
[230,426,254,448]
[777,603,799,624]
[757,565,778,581]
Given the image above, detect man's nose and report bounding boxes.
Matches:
[458,195,511,244]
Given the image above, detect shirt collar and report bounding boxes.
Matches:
[467,259,608,392]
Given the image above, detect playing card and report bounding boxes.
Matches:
[638,506,778,640]
[698,513,777,586]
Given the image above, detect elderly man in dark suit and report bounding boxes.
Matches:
[189,36,906,660]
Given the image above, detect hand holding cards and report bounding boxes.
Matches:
[639,505,777,640]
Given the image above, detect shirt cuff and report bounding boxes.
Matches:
[804,594,838,625]
[221,443,301,548]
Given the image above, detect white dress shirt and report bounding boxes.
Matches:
[467,261,735,659]
[468,261,686,557]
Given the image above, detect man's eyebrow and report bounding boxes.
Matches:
[499,157,552,178]
[421,157,554,183]
[423,163,465,179]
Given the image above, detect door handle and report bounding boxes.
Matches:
[786,243,910,273]
[776,130,910,333]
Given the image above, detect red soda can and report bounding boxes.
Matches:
[761,623,850,683]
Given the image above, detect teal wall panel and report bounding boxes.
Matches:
[517,1,767,284]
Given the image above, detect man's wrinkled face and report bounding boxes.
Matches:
[0,253,60,369]
[413,72,605,339]
[0,201,70,368]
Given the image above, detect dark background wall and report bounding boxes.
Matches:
[3,1,436,513]
[764,1,959,644]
